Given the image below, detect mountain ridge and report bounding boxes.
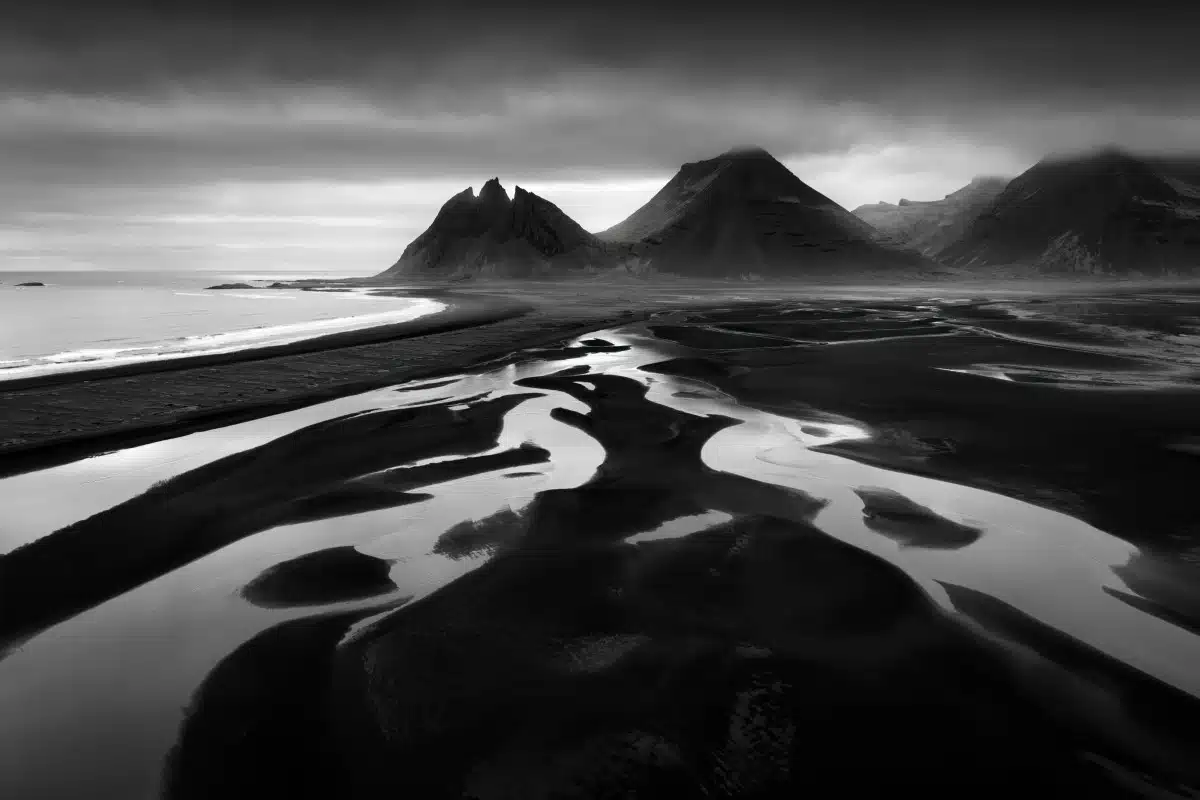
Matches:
[853,176,1010,256]
[596,147,926,277]
[381,180,608,278]
[939,149,1200,275]
[373,144,1200,281]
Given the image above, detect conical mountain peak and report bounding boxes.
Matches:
[382,144,938,281]
[718,145,774,160]
[1051,144,1139,164]
[598,145,926,276]
[478,177,510,205]
[939,146,1200,274]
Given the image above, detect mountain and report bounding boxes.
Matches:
[938,148,1200,275]
[380,178,607,278]
[597,147,928,278]
[853,176,1009,257]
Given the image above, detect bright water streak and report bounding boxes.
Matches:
[0,327,1197,799]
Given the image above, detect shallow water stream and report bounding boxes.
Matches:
[0,322,1197,799]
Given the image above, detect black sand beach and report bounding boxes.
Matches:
[3,281,1200,798]
[0,277,1187,475]
[0,286,647,476]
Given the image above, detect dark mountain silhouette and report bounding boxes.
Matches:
[379,147,935,281]
[380,178,607,278]
[853,176,1009,257]
[596,146,928,278]
[939,147,1200,275]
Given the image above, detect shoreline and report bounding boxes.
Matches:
[5,284,1200,798]
[0,288,700,478]
[4,277,1199,480]
[0,293,518,392]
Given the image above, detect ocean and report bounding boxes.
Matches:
[0,270,441,381]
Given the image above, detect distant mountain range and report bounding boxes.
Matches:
[380,147,927,280]
[380,145,1200,281]
[938,148,1200,275]
[852,176,1010,257]
[382,178,609,278]
[594,147,924,278]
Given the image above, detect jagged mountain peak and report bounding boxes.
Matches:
[479,177,510,204]
[380,179,603,278]
[382,144,939,281]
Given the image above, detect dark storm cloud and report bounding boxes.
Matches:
[7,2,1198,101]
[2,0,1198,271]
[4,1,1199,172]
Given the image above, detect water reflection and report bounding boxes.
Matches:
[1106,549,1200,637]
[1,322,1199,798]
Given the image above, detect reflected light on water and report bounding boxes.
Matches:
[2,323,1200,800]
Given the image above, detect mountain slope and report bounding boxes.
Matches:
[598,147,927,278]
[939,148,1200,275]
[853,176,1009,256]
[380,179,607,278]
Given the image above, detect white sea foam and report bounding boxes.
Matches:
[0,296,445,380]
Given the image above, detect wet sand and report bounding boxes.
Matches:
[0,292,484,393]
[241,546,399,608]
[321,341,1200,797]
[3,285,1200,798]
[2,278,1190,477]
[0,392,547,648]
[163,601,409,800]
[644,297,1200,554]
[0,285,665,476]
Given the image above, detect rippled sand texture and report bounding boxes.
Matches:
[2,293,1200,799]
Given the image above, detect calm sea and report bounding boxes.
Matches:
[0,270,440,381]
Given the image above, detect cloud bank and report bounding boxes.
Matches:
[3,1,1197,272]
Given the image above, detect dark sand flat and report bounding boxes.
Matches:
[163,601,409,800]
[8,283,1200,798]
[854,486,983,549]
[941,583,1200,778]
[1105,550,1200,637]
[1,280,1191,476]
[641,299,1200,555]
[240,546,398,608]
[0,293,527,394]
[317,361,1199,798]
[0,393,547,648]
[0,283,744,477]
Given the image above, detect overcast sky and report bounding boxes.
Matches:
[3,1,1198,274]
